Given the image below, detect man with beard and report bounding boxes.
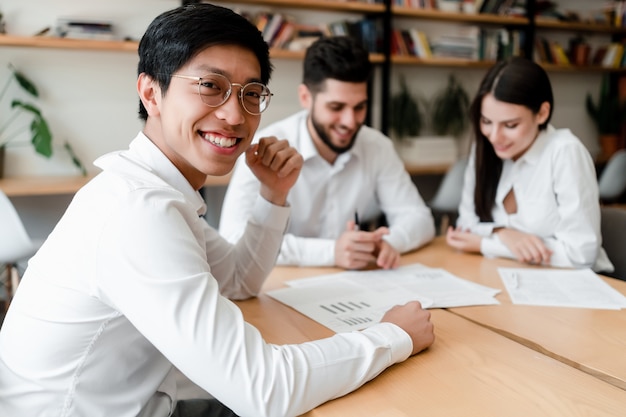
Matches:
[220,36,435,270]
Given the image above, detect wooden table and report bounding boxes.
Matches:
[400,237,626,390]
[234,239,626,416]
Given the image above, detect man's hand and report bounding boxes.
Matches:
[495,228,552,265]
[373,230,400,270]
[334,220,385,270]
[446,226,482,253]
[245,136,303,206]
[381,301,434,356]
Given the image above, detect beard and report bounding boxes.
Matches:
[310,109,360,155]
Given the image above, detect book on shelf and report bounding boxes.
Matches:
[56,18,115,41]
[480,0,520,15]
[244,10,382,54]
[392,0,436,8]
[602,43,625,68]
[391,29,410,56]
[430,26,480,60]
[409,29,433,58]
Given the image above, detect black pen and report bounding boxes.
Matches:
[354,211,359,231]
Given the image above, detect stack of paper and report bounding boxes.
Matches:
[267,264,500,333]
[499,268,626,310]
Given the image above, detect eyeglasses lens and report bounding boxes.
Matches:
[197,73,270,115]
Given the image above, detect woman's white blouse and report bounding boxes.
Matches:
[457,126,613,272]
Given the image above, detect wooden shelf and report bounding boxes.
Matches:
[392,7,529,26]
[0,34,139,52]
[390,55,626,73]
[391,55,496,67]
[540,63,626,73]
[213,0,385,13]
[0,35,385,63]
[0,173,233,197]
[535,19,626,34]
[270,47,384,63]
[405,163,450,175]
[0,175,94,197]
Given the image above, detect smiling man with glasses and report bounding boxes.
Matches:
[0,4,434,417]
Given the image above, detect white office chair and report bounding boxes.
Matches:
[598,149,626,203]
[428,158,468,234]
[0,190,39,312]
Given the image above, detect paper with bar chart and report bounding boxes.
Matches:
[267,264,500,333]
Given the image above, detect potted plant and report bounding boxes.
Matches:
[0,64,85,178]
[406,74,470,166]
[389,74,424,142]
[586,74,626,161]
[429,74,470,139]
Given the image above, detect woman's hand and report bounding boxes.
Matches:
[446,226,482,253]
[495,228,552,265]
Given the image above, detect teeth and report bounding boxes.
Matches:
[203,133,237,148]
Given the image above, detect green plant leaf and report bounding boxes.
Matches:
[389,76,422,139]
[64,141,87,176]
[30,114,53,158]
[11,99,42,116]
[9,99,53,157]
[12,69,39,97]
[431,75,470,138]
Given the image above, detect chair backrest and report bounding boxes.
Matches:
[600,206,626,281]
[598,149,626,202]
[429,157,468,213]
[0,190,37,263]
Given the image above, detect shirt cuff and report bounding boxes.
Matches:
[480,234,514,259]
[471,223,499,237]
[251,195,290,233]
[361,322,413,364]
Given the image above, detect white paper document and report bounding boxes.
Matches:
[499,267,626,310]
[267,264,500,333]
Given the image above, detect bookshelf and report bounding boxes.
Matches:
[1,0,625,175]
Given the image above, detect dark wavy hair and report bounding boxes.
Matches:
[469,57,554,221]
[137,3,272,120]
[302,36,372,94]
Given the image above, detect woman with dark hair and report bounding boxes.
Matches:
[446,57,613,273]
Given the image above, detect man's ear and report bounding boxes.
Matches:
[298,83,312,109]
[137,73,161,117]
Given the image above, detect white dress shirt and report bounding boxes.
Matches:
[0,133,412,417]
[219,110,435,266]
[457,126,614,272]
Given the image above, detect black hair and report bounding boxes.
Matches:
[137,3,272,120]
[302,36,372,94]
[470,57,554,221]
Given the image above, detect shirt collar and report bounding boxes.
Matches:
[516,124,554,166]
[95,132,207,217]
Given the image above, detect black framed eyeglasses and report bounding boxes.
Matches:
[170,72,272,115]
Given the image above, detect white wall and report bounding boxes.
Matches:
[0,0,607,177]
[0,0,610,233]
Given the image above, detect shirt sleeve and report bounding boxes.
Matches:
[375,140,435,253]
[545,141,603,268]
[277,235,336,266]
[218,155,261,244]
[208,195,290,299]
[96,190,412,417]
[220,155,339,267]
